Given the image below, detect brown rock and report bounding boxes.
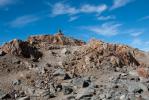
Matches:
[137,67,149,78]
[1,39,42,59]
[27,34,85,46]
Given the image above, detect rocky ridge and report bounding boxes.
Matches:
[0,32,149,100]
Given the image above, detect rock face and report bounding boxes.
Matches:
[64,39,140,74]
[0,33,149,100]
[1,39,42,59]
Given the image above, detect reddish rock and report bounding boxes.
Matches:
[137,67,149,78]
[27,33,85,46]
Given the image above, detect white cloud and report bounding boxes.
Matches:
[51,2,78,16]
[51,2,107,16]
[69,16,79,22]
[138,15,149,21]
[126,29,144,37]
[97,15,116,21]
[0,0,16,7]
[110,0,134,10]
[80,4,107,14]
[130,31,143,37]
[84,22,122,36]
[9,15,40,28]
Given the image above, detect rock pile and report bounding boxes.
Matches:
[0,33,148,100]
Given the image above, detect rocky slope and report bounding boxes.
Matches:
[0,32,149,100]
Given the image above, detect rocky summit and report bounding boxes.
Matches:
[0,32,149,100]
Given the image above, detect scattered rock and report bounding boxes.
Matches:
[0,90,7,99]
[137,67,149,78]
[72,77,90,88]
[0,33,148,100]
[53,68,65,76]
[128,82,148,93]
[61,48,71,55]
[12,79,21,85]
[17,96,30,100]
[62,86,73,95]
[76,87,95,99]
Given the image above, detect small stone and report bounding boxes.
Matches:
[0,90,7,99]
[83,80,90,88]
[12,79,21,85]
[66,95,75,100]
[72,77,91,88]
[76,87,95,99]
[64,73,71,80]
[49,83,56,96]
[99,94,105,99]
[56,84,62,92]
[63,86,73,95]
[12,58,21,64]
[53,69,65,76]
[17,96,30,100]
[61,48,71,55]
[120,95,126,100]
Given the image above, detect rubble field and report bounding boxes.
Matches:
[0,32,149,100]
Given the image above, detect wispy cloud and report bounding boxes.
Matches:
[130,31,144,37]
[69,16,79,22]
[110,0,134,10]
[80,4,107,14]
[9,15,40,28]
[131,31,143,37]
[84,22,122,36]
[125,29,144,37]
[51,2,107,17]
[51,2,78,16]
[97,15,116,21]
[131,38,149,51]
[0,0,17,7]
[138,15,149,21]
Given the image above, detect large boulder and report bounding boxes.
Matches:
[0,49,5,56]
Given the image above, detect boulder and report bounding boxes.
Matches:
[72,77,91,88]
[0,50,5,56]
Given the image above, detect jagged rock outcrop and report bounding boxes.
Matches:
[27,33,85,48]
[63,39,140,73]
[1,39,42,59]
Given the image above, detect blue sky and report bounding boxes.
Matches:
[0,0,149,51]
